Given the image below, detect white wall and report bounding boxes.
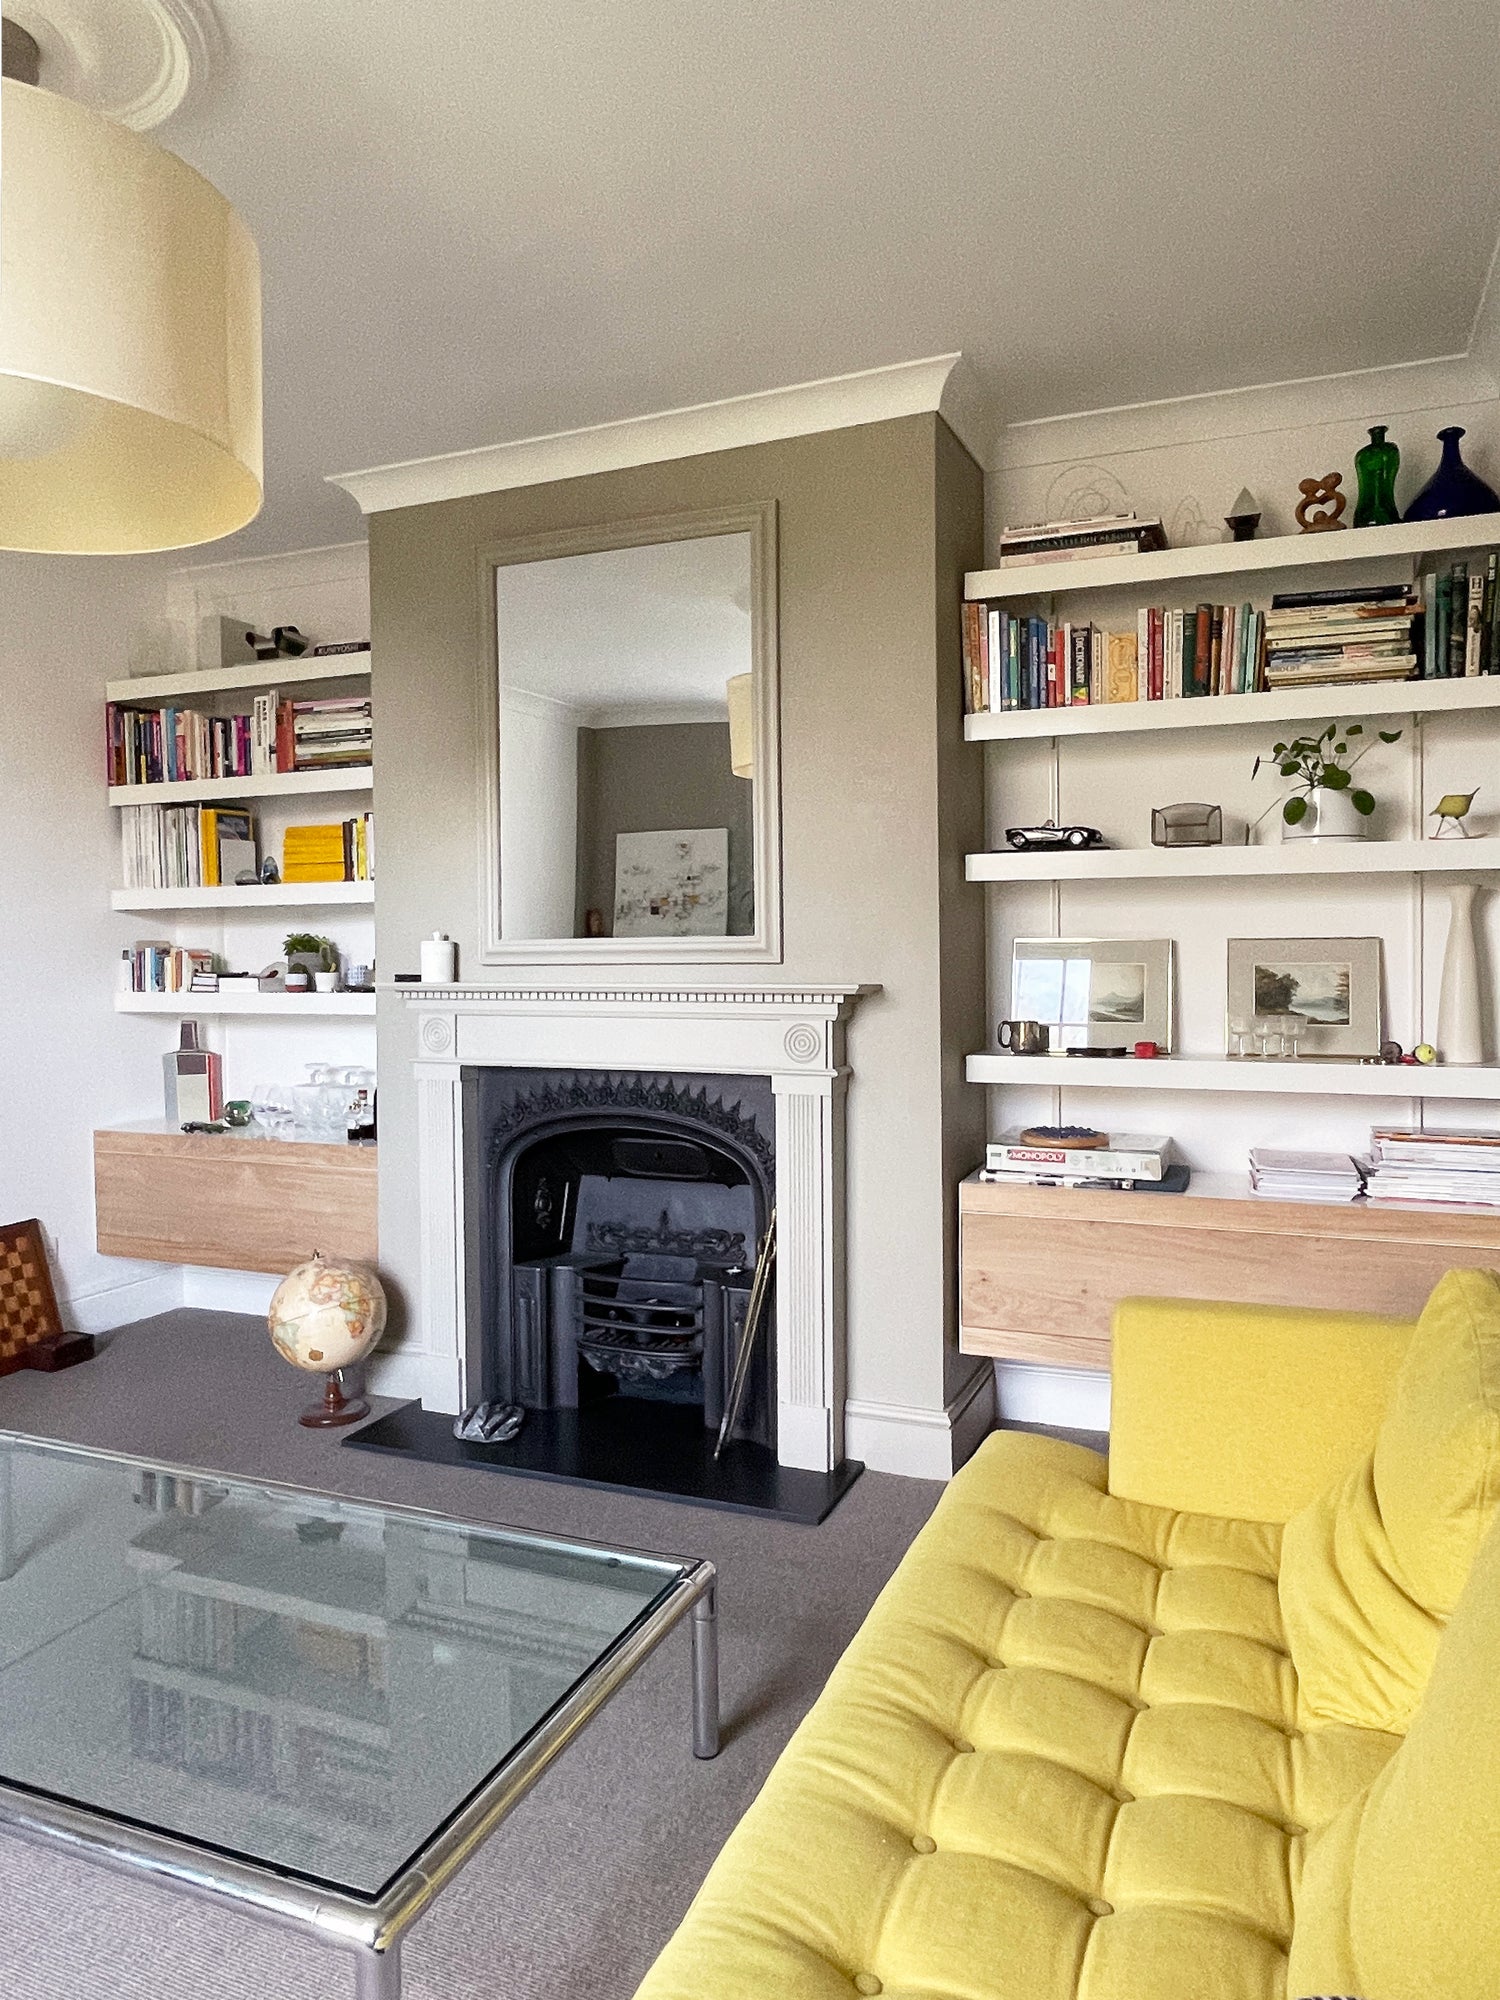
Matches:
[983,351,1500,1429]
[0,552,181,1330]
[498,688,580,937]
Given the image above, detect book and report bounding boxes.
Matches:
[1448,563,1468,677]
[1105,631,1137,704]
[985,1132,1172,1181]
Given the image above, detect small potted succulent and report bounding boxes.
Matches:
[1252,721,1402,841]
[284,932,339,993]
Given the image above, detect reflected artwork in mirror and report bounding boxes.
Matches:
[485,505,780,962]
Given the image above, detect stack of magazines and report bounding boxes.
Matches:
[996,513,1166,569]
[979,1130,1181,1191]
[1262,584,1420,689]
[1248,1149,1365,1203]
[1365,1128,1500,1208]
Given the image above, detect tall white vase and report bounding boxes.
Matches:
[1436,882,1487,1066]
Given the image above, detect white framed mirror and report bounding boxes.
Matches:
[480,501,780,963]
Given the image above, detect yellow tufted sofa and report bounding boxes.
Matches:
[635,1267,1500,2000]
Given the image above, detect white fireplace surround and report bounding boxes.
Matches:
[406,983,872,1472]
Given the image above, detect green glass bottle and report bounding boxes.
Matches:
[1354,424,1400,527]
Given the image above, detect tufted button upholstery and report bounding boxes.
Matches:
[636,1431,1405,2000]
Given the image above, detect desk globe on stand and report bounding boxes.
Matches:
[268,1252,386,1428]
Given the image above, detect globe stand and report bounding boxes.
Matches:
[299,1368,370,1430]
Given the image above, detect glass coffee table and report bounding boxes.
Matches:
[0,1430,717,1996]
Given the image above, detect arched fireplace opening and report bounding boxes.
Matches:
[474,1071,776,1453]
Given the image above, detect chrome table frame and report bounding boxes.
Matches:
[0,1430,719,1998]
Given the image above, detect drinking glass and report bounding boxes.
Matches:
[1227,1017,1253,1058]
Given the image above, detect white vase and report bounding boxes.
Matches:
[1280,785,1369,841]
[313,970,339,994]
[1437,882,1487,1065]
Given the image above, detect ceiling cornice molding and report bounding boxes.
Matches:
[329,354,991,514]
[994,350,1500,471]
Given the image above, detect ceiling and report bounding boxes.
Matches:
[149,0,1500,555]
[496,530,749,718]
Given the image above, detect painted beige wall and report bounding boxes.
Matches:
[575,720,752,935]
[369,413,987,1429]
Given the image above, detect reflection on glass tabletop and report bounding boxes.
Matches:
[0,1432,690,1900]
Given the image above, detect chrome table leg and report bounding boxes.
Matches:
[353,1940,401,2000]
[692,1582,720,1759]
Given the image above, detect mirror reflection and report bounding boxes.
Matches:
[497,532,755,943]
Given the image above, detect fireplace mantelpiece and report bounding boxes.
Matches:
[406,984,873,1473]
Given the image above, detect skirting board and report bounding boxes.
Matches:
[60,1266,184,1335]
[994,1362,1112,1434]
[844,1365,997,1481]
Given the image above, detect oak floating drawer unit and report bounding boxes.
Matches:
[958,1171,1500,1372]
[94,1124,377,1274]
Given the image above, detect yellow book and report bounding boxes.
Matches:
[199,808,219,888]
[1105,632,1139,704]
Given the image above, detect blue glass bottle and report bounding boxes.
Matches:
[1403,426,1500,521]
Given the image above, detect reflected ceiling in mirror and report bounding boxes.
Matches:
[484,505,780,963]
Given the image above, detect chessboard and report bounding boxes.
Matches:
[0,1220,94,1377]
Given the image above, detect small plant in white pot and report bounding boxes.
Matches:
[1252,721,1402,841]
[284,932,339,992]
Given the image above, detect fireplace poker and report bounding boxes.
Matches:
[714,1206,776,1460]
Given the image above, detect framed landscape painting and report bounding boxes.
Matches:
[1010,937,1173,1051]
[1226,935,1382,1057]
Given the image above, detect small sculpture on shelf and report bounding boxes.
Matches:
[1294,473,1348,533]
[1430,790,1480,838]
[1353,425,1401,527]
[1223,489,1261,541]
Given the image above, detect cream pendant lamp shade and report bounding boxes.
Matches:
[0,69,262,552]
[726,671,754,779]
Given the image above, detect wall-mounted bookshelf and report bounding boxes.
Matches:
[967,835,1500,884]
[106,652,370,704]
[114,990,375,1018]
[108,767,373,807]
[964,511,1500,603]
[111,882,376,913]
[965,1053,1500,1099]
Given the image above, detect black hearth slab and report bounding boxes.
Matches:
[343,1401,862,1525]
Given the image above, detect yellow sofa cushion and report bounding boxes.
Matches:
[635,1430,1399,2000]
[1279,1266,1500,1734]
[1288,1507,1500,2000]
[1110,1296,1412,1524]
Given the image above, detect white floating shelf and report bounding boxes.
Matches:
[964,674,1500,742]
[108,767,373,806]
[967,835,1500,884]
[111,882,375,912]
[115,991,376,1018]
[965,1052,1500,1099]
[965,512,1500,602]
[107,653,370,702]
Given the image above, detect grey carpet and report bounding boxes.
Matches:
[0,1311,946,1999]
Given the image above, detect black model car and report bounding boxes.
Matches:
[1005,820,1106,852]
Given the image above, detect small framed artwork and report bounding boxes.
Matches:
[1011,937,1174,1052]
[614,828,730,938]
[1226,936,1382,1057]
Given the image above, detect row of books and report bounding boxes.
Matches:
[1419,556,1500,679]
[283,815,375,883]
[997,512,1167,568]
[119,806,257,889]
[962,603,1266,712]
[107,693,373,787]
[128,942,214,993]
[1264,584,1419,690]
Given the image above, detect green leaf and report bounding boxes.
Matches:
[1334,741,1347,755]
[1283,795,1308,824]
[1347,723,1364,736]
[1352,789,1376,815]
[1323,766,1352,790]
[1378,730,1402,744]
[1323,723,1337,740]
[1279,761,1299,778]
